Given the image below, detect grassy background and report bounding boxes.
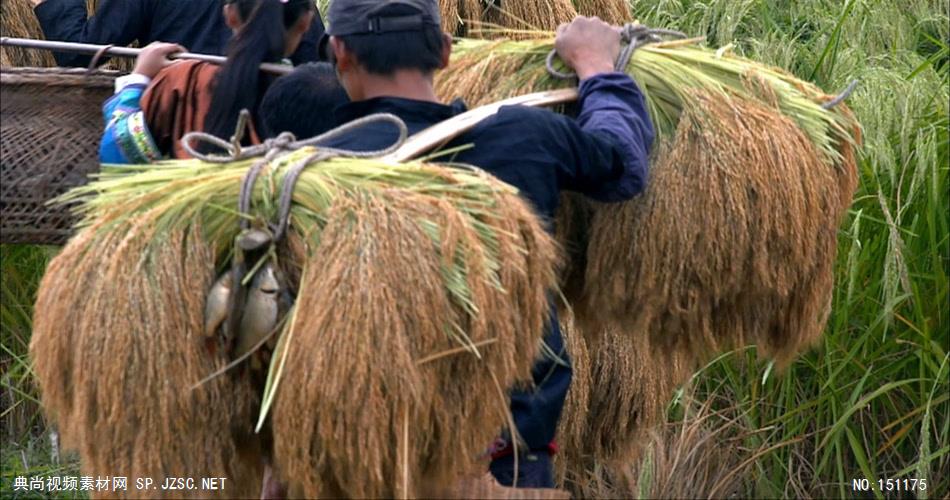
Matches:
[1,0,948,497]
[619,0,949,498]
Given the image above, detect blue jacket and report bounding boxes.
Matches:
[34,0,326,67]
[99,81,162,164]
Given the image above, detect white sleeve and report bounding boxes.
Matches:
[113,73,152,94]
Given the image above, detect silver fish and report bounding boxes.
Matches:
[203,272,233,338]
[233,263,281,358]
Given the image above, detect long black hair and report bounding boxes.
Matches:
[203,0,314,142]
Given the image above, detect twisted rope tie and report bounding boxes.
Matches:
[181,112,409,240]
[181,111,409,163]
[546,23,687,80]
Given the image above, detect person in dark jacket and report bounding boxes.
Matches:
[30,0,326,67]
[320,0,654,490]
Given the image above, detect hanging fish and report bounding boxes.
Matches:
[202,227,291,367]
[203,272,233,338]
[203,228,269,349]
[234,262,285,360]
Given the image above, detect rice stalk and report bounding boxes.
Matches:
[556,313,693,485]
[572,0,630,25]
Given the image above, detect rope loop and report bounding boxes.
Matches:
[181,112,410,162]
[179,112,411,242]
[546,23,688,80]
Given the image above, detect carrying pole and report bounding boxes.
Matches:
[0,37,293,75]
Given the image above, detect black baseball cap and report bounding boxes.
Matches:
[319,0,441,59]
[328,0,441,36]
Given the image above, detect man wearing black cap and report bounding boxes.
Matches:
[322,0,654,489]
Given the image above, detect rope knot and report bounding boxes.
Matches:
[262,132,298,161]
[269,132,297,150]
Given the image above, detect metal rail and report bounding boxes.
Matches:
[0,37,293,75]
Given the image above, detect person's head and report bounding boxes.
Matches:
[324,0,452,100]
[260,62,350,138]
[204,0,315,143]
[222,0,315,57]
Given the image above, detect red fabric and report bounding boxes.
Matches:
[141,60,261,159]
[141,60,218,159]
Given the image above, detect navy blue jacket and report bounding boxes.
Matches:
[33,0,326,67]
[331,72,654,222]
[327,72,654,453]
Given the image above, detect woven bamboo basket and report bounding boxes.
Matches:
[0,67,115,244]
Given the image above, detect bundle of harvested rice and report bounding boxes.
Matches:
[439,35,860,364]
[273,187,556,497]
[481,0,577,36]
[32,223,265,498]
[555,315,693,485]
[442,0,576,38]
[441,0,462,36]
[581,95,856,364]
[1,0,56,67]
[441,37,857,163]
[33,148,558,498]
[572,0,630,25]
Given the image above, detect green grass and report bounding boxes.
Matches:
[1,0,948,498]
[632,0,949,497]
[0,245,73,498]
[1,245,55,443]
[1,434,82,500]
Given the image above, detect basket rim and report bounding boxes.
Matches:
[1,66,122,87]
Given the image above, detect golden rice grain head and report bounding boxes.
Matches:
[273,188,558,498]
[33,223,263,498]
[572,0,630,25]
[578,91,854,366]
[1,0,56,67]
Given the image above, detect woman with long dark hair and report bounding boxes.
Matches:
[100,0,317,163]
